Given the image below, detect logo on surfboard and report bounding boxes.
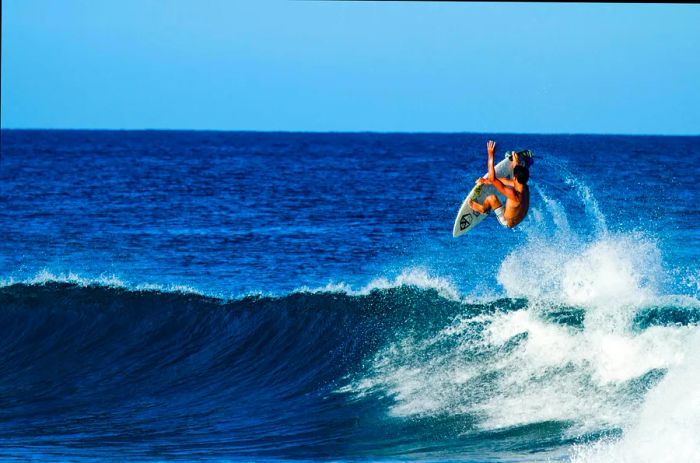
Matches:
[460,210,481,231]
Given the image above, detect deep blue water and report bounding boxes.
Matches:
[1,130,699,462]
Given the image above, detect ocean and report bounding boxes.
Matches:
[1,130,698,462]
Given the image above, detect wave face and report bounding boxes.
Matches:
[1,280,698,462]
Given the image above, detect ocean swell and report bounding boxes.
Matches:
[1,271,698,461]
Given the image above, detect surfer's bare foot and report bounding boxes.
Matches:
[468,198,485,213]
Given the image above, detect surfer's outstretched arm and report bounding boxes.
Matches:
[487,140,496,180]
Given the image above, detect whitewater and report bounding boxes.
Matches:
[341,182,699,462]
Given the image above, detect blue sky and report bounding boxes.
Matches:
[2,1,699,134]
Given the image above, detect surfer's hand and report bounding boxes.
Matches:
[512,151,519,167]
[476,177,489,186]
[487,140,496,156]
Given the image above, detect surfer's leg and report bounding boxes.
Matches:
[484,195,502,212]
[468,198,487,213]
[469,194,501,214]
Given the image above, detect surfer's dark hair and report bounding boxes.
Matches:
[514,165,529,184]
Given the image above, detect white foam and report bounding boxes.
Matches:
[498,233,662,333]
[5,267,465,303]
[342,186,699,452]
[0,269,208,297]
[26,269,128,288]
[343,293,696,433]
[570,327,700,463]
[361,268,462,300]
[296,267,462,301]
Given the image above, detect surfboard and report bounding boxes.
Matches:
[452,151,533,237]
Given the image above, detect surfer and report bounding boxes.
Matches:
[468,140,530,228]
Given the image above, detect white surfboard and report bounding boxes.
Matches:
[452,151,532,237]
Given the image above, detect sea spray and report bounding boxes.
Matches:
[563,175,608,236]
[341,243,694,445]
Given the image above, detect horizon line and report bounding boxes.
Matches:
[1,127,699,137]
